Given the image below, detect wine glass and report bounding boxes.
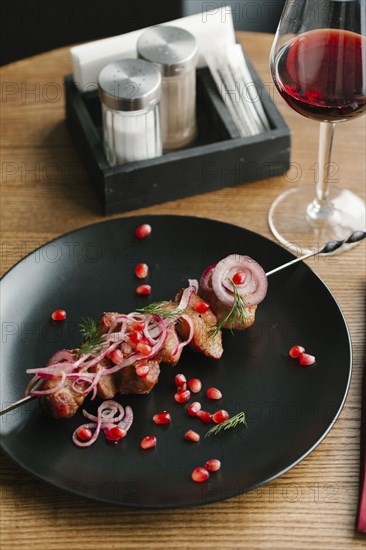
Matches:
[269,0,366,254]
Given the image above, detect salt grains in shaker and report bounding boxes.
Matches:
[98,59,162,165]
[137,26,198,151]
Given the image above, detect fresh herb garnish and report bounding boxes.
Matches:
[210,282,247,337]
[76,317,105,356]
[137,301,183,319]
[205,411,247,437]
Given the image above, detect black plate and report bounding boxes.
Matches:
[0,216,351,508]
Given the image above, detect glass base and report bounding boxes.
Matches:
[268,185,366,255]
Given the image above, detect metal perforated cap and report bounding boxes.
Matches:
[98,59,161,111]
[137,25,198,77]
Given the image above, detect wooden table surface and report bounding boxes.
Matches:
[1,32,365,550]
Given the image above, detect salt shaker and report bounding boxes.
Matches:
[137,26,198,151]
[98,59,162,165]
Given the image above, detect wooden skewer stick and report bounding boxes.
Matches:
[1,231,365,417]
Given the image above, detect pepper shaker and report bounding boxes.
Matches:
[137,26,198,151]
[98,59,162,165]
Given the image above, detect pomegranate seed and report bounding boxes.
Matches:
[129,321,145,332]
[187,401,201,416]
[188,378,202,393]
[135,223,152,239]
[232,271,246,285]
[136,284,151,296]
[106,426,126,442]
[140,435,157,450]
[174,389,191,403]
[129,331,143,344]
[299,353,316,366]
[109,349,124,364]
[135,364,150,377]
[289,345,305,358]
[135,262,149,279]
[192,467,209,483]
[175,373,187,387]
[193,300,210,314]
[204,459,221,472]
[184,430,200,442]
[51,309,66,321]
[206,387,222,400]
[153,411,171,425]
[136,342,152,356]
[212,409,230,424]
[196,410,212,424]
[77,427,92,441]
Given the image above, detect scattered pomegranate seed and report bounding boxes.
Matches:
[212,409,230,424]
[289,345,305,358]
[135,364,150,377]
[188,378,202,393]
[109,349,124,364]
[77,427,92,441]
[187,401,202,416]
[232,271,246,285]
[175,373,187,388]
[135,263,149,279]
[204,459,221,472]
[174,389,191,403]
[136,342,152,356]
[206,387,222,400]
[299,353,316,366]
[184,430,200,442]
[135,223,152,239]
[128,331,143,344]
[193,300,210,314]
[106,426,126,442]
[136,284,151,296]
[192,467,209,483]
[51,309,66,321]
[196,410,212,424]
[140,435,157,450]
[129,321,145,332]
[153,411,171,425]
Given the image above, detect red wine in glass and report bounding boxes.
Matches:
[272,29,366,122]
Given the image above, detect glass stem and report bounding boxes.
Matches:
[307,122,336,226]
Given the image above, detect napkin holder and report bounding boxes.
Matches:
[64,53,291,215]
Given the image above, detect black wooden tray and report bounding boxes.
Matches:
[64,57,291,215]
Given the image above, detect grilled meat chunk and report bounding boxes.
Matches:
[119,361,160,394]
[200,292,257,330]
[39,377,88,419]
[175,291,223,360]
[91,359,119,400]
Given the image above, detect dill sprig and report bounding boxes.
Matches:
[205,411,247,437]
[76,317,105,357]
[137,301,183,319]
[210,282,247,337]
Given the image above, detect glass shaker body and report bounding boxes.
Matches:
[102,104,161,165]
[98,59,162,166]
[161,68,196,150]
[137,26,198,151]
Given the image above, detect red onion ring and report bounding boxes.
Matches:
[211,254,268,307]
[73,400,132,447]
[199,264,216,293]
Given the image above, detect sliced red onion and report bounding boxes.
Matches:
[175,314,194,352]
[211,254,268,307]
[199,264,216,293]
[177,280,198,311]
[73,400,132,447]
[119,405,133,432]
[29,372,67,396]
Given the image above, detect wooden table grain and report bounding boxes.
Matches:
[1,32,365,550]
